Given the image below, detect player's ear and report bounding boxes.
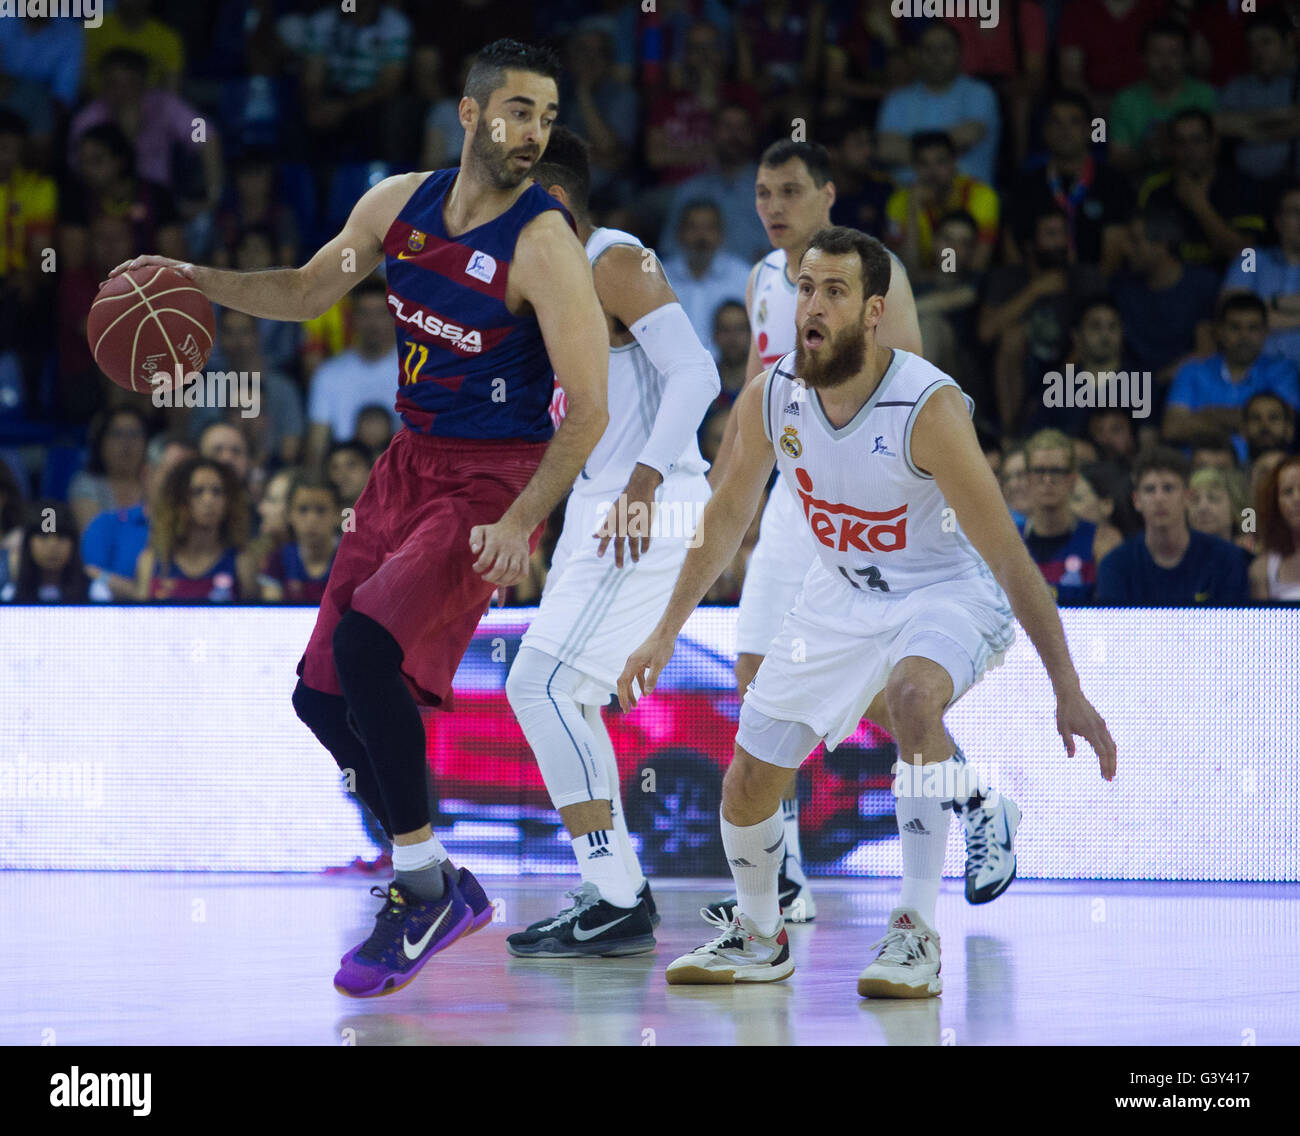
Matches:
[545,184,567,207]
[824,178,836,210]
[458,95,477,133]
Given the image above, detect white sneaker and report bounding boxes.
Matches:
[958,792,1020,905]
[666,909,794,985]
[857,907,942,999]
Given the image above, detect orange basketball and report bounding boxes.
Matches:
[86,265,216,394]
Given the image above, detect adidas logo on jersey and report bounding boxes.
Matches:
[783,400,801,416]
[793,467,908,554]
[388,296,483,354]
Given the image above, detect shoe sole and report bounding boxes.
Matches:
[857,976,942,999]
[505,934,657,959]
[666,958,795,985]
[333,907,474,999]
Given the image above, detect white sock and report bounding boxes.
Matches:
[893,757,957,928]
[780,796,806,883]
[721,808,784,936]
[572,831,638,908]
[391,835,448,873]
[582,703,646,894]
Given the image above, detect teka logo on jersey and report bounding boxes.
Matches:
[793,467,907,553]
[387,295,483,354]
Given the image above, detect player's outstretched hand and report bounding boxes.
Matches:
[104,255,195,284]
[1056,685,1117,781]
[595,463,662,568]
[470,516,532,587]
[616,628,676,712]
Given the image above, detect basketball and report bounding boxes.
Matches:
[87,265,215,394]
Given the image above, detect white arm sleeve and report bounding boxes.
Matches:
[627,301,721,480]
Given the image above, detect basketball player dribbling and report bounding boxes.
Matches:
[707,142,1022,922]
[500,126,719,958]
[108,40,611,998]
[618,228,1117,995]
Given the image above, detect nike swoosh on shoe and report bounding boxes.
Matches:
[572,913,634,941]
[403,905,452,959]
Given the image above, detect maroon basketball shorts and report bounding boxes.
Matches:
[298,430,547,708]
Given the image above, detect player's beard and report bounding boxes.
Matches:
[469,121,537,190]
[796,317,868,390]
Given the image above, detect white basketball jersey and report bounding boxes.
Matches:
[762,348,992,596]
[574,227,709,496]
[749,248,797,368]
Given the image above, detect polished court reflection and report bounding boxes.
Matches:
[2,874,1296,1045]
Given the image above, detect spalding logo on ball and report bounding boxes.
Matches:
[86,265,216,394]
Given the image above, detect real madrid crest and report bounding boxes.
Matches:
[757,298,767,324]
[407,229,426,252]
[780,426,802,458]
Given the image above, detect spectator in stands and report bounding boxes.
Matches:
[196,308,305,469]
[1188,431,1239,473]
[1242,391,1296,461]
[645,20,758,190]
[68,407,150,534]
[299,0,411,162]
[823,0,909,112]
[1088,407,1140,468]
[137,456,255,601]
[1009,91,1133,275]
[305,278,400,471]
[1138,109,1264,267]
[259,475,340,603]
[876,21,1000,187]
[1018,429,1122,604]
[734,0,827,133]
[1095,446,1250,604]
[999,444,1031,523]
[559,22,639,208]
[197,421,259,503]
[1249,454,1300,599]
[0,13,83,111]
[69,48,221,212]
[1220,183,1300,368]
[1109,19,1216,176]
[659,102,767,265]
[1072,460,1141,538]
[886,131,999,277]
[662,199,752,352]
[1216,12,1300,189]
[325,441,374,512]
[1112,207,1220,386]
[1163,295,1300,457]
[0,108,56,336]
[419,46,473,170]
[211,151,300,271]
[1,502,87,604]
[0,460,25,583]
[60,122,185,274]
[826,119,892,239]
[712,300,750,399]
[911,210,983,394]
[1059,0,1165,107]
[226,226,300,375]
[85,0,185,93]
[1188,465,1253,552]
[355,404,396,461]
[978,206,1104,433]
[698,403,730,468]
[1026,297,1140,438]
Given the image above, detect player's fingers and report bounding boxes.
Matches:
[595,529,610,557]
[614,535,625,569]
[468,525,486,553]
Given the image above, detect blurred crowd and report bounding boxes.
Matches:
[0,0,1298,607]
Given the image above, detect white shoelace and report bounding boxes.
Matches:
[868,924,930,965]
[693,906,747,953]
[537,884,600,932]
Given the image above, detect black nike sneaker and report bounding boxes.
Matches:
[704,856,817,924]
[506,882,656,958]
[637,880,660,929]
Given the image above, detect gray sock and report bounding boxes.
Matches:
[395,861,447,902]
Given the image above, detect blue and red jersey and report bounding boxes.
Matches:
[1018,517,1098,604]
[262,540,335,603]
[151,548,240,601]
[382,168,574,441]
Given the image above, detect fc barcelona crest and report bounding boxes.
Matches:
[780,426,802,458]
[407,230,426,253]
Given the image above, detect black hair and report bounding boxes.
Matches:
[1044,89,1093,121]
[712,298,747,328]
[1132,445,1192,489]
[531,123,591,217]
[1140,205,1186,254]
[77,122,137,178]
[1245,391,1294,420]
[464,39,562,109]
[910,130,955,158]
[1077,461,1141,536]
[1170,107,1215,138]
[287,473,341,508]
[1073,294,1122,328]
[0,107,29,138]
[99,47,151,76]
[351,275,390,303]
[759,140,832,188]
[935,208,978,236]
[1217,292,1268,322]
[85,406,151,476]
[326,440,373,467]
[13,501,87,603]
[1141,18,1191,53]
[678,197,723,226]
[802,226,892,300]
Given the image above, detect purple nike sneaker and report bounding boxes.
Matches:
[456,867,493,935]
[333,879,472,998]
